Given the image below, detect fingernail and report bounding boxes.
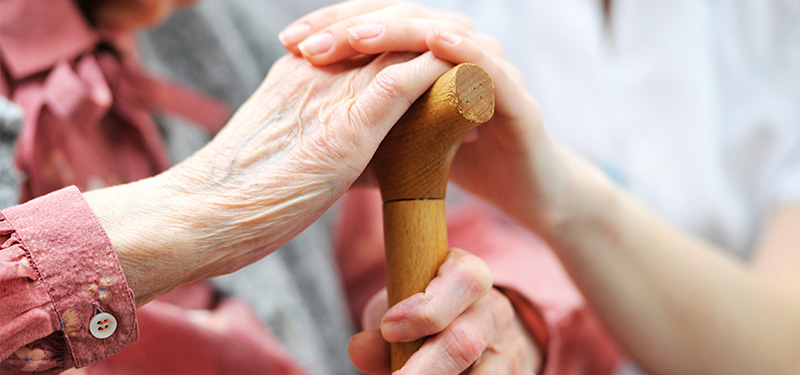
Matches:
[298,32,335,56]
[279,23,312,45]
[433,28,461,45]
[381,322,406,341]
[348,24,385,41]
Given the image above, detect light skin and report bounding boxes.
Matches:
[73,1,542,374]
[350,248,539,375]
[84,52,542,374]
[280,1,800,374]
[80,48,542,373]
[83,51,455,305]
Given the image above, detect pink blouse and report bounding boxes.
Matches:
[1,187,622,375]
[335,189,623,375]
[0,0,623,373]
[0,187,137,373]
[0,187,306,375]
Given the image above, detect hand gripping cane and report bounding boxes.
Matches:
[372,63,495,370]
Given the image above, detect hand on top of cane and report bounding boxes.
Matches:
[280,0,576,235]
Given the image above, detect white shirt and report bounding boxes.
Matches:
[419,0,800,257]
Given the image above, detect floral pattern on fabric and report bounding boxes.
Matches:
[60,310,82,338]
[14,347,47,372]
[87,277,113,303]
[0,187,138,374]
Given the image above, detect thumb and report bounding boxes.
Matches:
[349,329,391,375]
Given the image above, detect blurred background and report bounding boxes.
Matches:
[122,1,800,374]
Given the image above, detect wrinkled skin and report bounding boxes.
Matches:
[280,1,556,374]
[90,52,453,305]
[280,0,572,235]
[350,249,540,375]
[163,52,451,277]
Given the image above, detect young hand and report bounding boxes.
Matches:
[280,0,577,232]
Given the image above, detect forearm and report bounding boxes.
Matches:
[523,146,800,374]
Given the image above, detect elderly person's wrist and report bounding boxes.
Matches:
[83,173,212,306]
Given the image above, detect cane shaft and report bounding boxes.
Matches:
[384,200,448,369]
[374,63,494,371]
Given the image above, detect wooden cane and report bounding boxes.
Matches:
[372,63,495,370]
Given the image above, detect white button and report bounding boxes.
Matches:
[89,312,117,339]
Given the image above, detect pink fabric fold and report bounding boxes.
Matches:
[0,187,138,374]
[0,0,99,80]
[334,189,623,374]
[1,188,310,374]
[0,0,229,202]
[63,290,308,375]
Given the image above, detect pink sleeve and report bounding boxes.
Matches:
[447,200,622,375]
[0,186,138,374]
[335,189,622,375]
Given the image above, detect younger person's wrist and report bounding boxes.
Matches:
[538,143,622,254]
[509,139,620,253]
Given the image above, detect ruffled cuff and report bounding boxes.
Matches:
[0,186,137,373]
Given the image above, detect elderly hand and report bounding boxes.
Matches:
[86,52,451,305]
[279,0,581,233]
[349,248,542,374]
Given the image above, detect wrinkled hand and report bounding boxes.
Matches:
[280,0,570,231]
[349,248,541,374]
[160,52,450,277]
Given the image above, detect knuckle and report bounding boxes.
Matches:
[475,34,507,59]
[313,6,340,26]
[393,3,421,16]
[372,66,413,106]
[440,20,470,37]
[454,254,493,298]
[366,0,395,7]
[441,324,487,370]
[415,303,449,334]
[488,289,515,331]
[484,35,506,55]
[448,11,476,30]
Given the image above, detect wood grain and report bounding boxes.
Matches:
[372,63,495,370]
[373,63,494,202]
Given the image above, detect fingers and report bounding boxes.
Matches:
[396,289,535,375]
[353,251,539,374]
[381,248,493,342]
[280,1,475,59]
[348,51,451,144]
[396,297,495,375]
[289,6,533,121]
[424,29,533,118]
[279,0,393,54]
[349,329,391,375]
[300,16,469,66]
[296,5,428,64]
